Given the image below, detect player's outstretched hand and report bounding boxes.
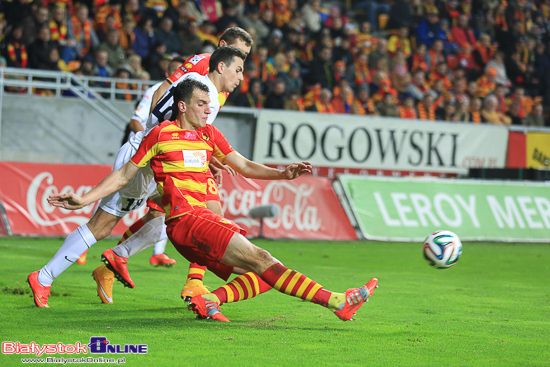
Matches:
[284,162,312,180]
[222,164,237,177]
[47,193,86,210]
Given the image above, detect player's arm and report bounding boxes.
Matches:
[48,162,140,210]
[150,80,171,113]
[128,118,145,133]
[224,152,311,180]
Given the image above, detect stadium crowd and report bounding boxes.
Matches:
[0,0,549,126]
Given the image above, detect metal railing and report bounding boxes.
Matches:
[0,67,159,132]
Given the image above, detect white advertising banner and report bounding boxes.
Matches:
[253,111,509,175]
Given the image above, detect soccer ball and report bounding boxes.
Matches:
[423,230,462,269]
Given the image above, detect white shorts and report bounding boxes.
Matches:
[99,135,158,217]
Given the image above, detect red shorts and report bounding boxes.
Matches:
[166,207,246,281]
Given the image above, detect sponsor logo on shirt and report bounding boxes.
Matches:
[184,131,197,140]
[182,150,207,168]
[188,55,204,65]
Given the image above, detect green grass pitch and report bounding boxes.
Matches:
[0,236,549,366]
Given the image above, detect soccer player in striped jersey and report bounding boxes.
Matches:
[26,46,247,308]
[91,27,253,304]
[48,78,379,322]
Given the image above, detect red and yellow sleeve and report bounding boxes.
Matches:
[130,126,162,167]
[167,53,211,83]
[210,126,235,162]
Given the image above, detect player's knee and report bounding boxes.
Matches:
[251,247,277,272]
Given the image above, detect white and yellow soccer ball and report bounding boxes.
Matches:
[423,230,462,269]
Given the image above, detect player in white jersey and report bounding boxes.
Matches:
[26,46,246,308]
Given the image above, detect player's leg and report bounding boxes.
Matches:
[192,232,378,322]
[28,208,122,307]
[180,198,222,301]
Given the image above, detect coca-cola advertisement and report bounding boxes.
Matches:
[0,162,145,236]
[219,174,357,240]
[0,162,357,240]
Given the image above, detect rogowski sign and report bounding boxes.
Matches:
[253,111,509,175]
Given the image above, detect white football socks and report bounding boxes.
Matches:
[152,238,168,256]
[38,224,97,286]
[113,216,165,258]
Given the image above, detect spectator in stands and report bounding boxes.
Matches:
[388,25,411,58]
[308,88,334,113]
[28,26,57,70]
[438,0,460,26]
[177,0,207,26]
[264,79,286,110]
[451,14,476,49]
[236,78,264,109]
[114,67,135,101]
[454,101,471,122]
[22,6,49,45]
[398,94,417,119]
[69,4,99,60]
[78,54,95,77]
[485,51,510,87]
[148,51,170,81]
[118,16,136,56]
[416,10,445,48]
[377,93,400,117]
[523,104,545,127]
[287,64,303,94]
[92,49,114,78]
[284,88,305,112]
[154,17,179,55]
[417,93,438,120]
[49,5,77,63]
[4,24,28,69]
[216,5,241,32]
[428,62,451,90]
[356,21,377,56]
[493,83,507,114]
[332,84,353,114]
[368,38,390,70]
[309,46,334,90]
[332,35,354,69]
[406,69,429,101]
[98,29,126,71]
[121,0,142,25]
[96,0,123,35]
[437,101,457,122]
[447,77,468,107]
[469,97,484,123]
[238,7,269,45]
[476,67,497,98]
[411,43,428,72]
[178,18,202,57]
[482,96,511,125]
[425,39,445,72]
[125,54,141,77]
[133,18,156,58]
[506,86,529,120]
[506,100,523,125]
[301,0,322,34]
[351,87,378,115]
[259,8,276,35]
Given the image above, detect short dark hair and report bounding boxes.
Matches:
[209,46,246,72]
[173,79,210,108]
[219,27,253,47]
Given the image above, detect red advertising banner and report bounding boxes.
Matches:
[218,174,357,240]
[507,131,527,168]
[0,162,145,236]
[0,162,357,240]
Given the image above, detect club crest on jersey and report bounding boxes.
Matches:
[188,55,204,65]
[171,132,180,139]
[182,150,207,168]
[201,132,210,141]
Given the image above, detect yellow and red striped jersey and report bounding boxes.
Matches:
[130,121,235,221]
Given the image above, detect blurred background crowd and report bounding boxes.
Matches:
[0,0,549,126]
